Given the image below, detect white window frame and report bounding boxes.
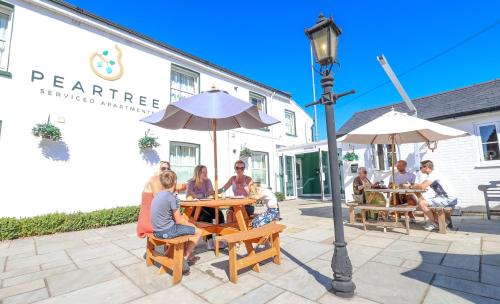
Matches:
[249,92,267,113]
[285,110,296,136]
[170,64,199,103]
[0,3,14,72]
[250,151,269,187]
[475,121,500,163]
[371,144,398,171]
[169,141,200,183]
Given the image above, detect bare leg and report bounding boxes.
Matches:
[184,228,202,258]
[419,198,435,223]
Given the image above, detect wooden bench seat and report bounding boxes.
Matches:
[218,222,286,283]
[356,205,416,235]
[145,233,190,284]
[428,206,453,234]
[479,181,500,220]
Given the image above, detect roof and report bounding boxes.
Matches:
[45,0,292,98]
[338,79,500,136]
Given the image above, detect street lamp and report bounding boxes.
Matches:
[305,13,356,298]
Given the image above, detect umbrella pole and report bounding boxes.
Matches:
[391,134,397,222]
[213,120,219,201]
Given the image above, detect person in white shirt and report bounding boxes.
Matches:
[409,160,458,231]
[249,182,280,228]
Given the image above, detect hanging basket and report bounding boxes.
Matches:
[138,130,160,150]
[32,116,62,141]
[343,152,359,162]
[239,147,252,159]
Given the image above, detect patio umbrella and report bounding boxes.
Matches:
[339,109,469,205]
[140,89,280,199]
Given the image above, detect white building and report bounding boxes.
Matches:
[0,0,313,217]
[281,80,500,211]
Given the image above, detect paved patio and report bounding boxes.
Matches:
[1,199,500,304]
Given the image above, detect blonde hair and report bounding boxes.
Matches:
[234,160,246,169]
[191,165,206,188]
[159,170,177,190]
[248,182,260,199]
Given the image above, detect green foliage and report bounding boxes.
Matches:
[138,135,160,150]
[239,147,252,158]
[32,122,62,141]
[274,192,285,202]
[0,206,140,241]
[343,152,359,162]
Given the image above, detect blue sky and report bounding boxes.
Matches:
[69,0,499,140]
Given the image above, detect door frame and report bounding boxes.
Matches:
[280,153,297,199]
[296,158,303,196]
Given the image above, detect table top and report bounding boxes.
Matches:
[365,188,426,194]
[180,197,256,207]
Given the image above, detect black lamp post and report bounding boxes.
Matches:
[305,13,356,298]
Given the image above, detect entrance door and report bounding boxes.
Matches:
[284,155,296,199]
[296,158,303,196]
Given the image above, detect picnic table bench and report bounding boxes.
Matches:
[357,205,415,235]
[145,233,190,284]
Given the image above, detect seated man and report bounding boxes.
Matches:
[151,170,202,273]
[390,160,417,221]
[409,160,457,231]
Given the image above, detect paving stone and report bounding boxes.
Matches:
[230,284,284,304]
[400,236,425,242]
[36,239,86,255]
[0,265,41,281]
[281,239,332,263]
[0,256,6,271]
[402,259,479,281]
[318,291,382,304]
[5,251,69,272]
[0,279,45,300]
[433,274,500,300]
[201,274,265,304]
[0,246,35,259]
[128,284,206,304]
[3,264,76,287]
[112,237,146,251]
[180,267,223,294]
[482,251,500,267]
[0,241,10,249]
[483,241,500,252]
[266,291,316,304]
[441,253,480,271]
[271,258,331,301]
[35,276,144,304]
[481,264,500,287]
[288,228,335,243]
[423,238,452,246]
[423,286,500,304]
[364,231,402,240]
[46,263,121,296]
[381,240,448,264]
[370,255,404,266]
[353,262,433,304]
[8,238,34,249]
[350,235,395,249]
[247,257,299,281]
[483,235,500,243]
[280,236,301,246]
[2,287,49,304]
[66,243,129,265]
[193,256,234,283]
[120,261,173,294]
[111,255,142,268]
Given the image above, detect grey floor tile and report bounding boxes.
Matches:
[266,291,316,304]
[433,275,500,300]
[230,284,284,304]
[481,264,500,287]
[181,267,223,294]
[127,284,206,304]
[380,240,448,264]
[201,274,265,304]
[0,279,45,300]
[402,259,479,281]
[318,291,382,304]
[2,287,49,304]
[3,264,76,287]
[423,286,500,304]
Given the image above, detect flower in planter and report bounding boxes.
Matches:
[343,151,359,162]
[138,131,160,150]
[239,147,252,159]
[32,122,62,141]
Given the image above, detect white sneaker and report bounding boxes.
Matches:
[424,223,438,231]
[207,238,215,250]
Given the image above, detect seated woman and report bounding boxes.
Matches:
[220,160,255,222]
[187,165,225,250]
[352,167,385,219]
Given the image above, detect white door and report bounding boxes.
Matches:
[296,158,303,196]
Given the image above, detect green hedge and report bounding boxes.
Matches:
[0,206,140,241]
[274,192,285,202]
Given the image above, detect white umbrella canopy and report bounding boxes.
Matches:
[339,110,469,145]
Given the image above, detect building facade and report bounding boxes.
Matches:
[0,0,313,217]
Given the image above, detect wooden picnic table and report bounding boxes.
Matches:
[365,188,425,207]
[180,198,260,271]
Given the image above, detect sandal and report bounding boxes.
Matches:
[187,255,200,266]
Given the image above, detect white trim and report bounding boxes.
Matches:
[474,121,500,162]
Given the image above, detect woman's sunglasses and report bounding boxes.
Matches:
[235,167,245,171]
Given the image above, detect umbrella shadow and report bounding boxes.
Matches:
[38,139,70,161]
[402,251,500,302]
[140,149,160,165]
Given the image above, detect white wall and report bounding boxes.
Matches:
[0,0,313,217]
[340,111,500,209]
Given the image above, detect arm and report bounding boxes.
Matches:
[411,180,432,190]
[220,176,234,192]
[186,181,196,197]
[173,209,195,227]
[206,179,214,196]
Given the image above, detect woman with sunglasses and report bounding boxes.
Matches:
[220,160,255,222]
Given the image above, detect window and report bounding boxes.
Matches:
[249,92,266,113]
[477,123,500,161]
[285,110,296,136]
[250,151,269,187]
[371,144,398,171]
[169,142,200,183]
[170,65,199,103]
[0,2,13,73]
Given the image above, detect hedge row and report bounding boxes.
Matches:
[0,206,139,241]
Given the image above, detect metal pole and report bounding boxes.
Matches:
[310,45,319,142]
[321,72,356,297]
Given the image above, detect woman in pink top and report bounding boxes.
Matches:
[220,160,255,220]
